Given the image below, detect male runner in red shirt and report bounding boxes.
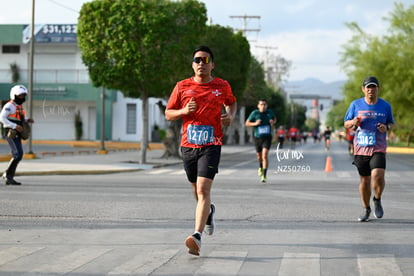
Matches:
[165,46,237,255]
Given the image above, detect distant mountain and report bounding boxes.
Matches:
[285,78,346,100]
[284,78,347,125]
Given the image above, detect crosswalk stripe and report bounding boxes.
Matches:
[0,247,407,275]
[358,254,403,276]
[29,247,111,274]
[0,247,44,266]
[108,249,179,275]
[195,250,247,276]
[278,252,320,276]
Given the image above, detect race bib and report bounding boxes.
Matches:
[187,124,214,145]
[258,125,271,135]
[357,131,376,146]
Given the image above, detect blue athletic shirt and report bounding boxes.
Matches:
[344,98,394,156]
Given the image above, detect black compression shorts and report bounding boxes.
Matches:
[181,145,221,183]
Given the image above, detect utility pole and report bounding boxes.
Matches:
[229,15,261,41]
[229,15,261,145]
[255,45,278,84]
[26,0,36,159]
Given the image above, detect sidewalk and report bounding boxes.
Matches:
[0,141,178,176]
[15,149,182,176]
[0,141,252,176]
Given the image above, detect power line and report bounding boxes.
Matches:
[47,0,79,13]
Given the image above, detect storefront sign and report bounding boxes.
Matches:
[33,86,67,96]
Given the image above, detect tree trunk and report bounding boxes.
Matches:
[156,100,181,159]
[407,127,414,147]
[140,94,149,164]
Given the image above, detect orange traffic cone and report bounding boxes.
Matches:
[324,156,333,172]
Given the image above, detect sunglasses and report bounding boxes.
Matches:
[193,56,210,64]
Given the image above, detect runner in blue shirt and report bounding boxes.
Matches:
[344,76,394,222]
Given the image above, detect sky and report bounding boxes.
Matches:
[0,0,412,83]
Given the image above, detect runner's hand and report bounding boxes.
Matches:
[184,97,197,115]
[221,113,233,126]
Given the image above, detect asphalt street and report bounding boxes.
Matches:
[0,140,413,275]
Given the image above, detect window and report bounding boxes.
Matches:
[2,45,20,54]
[126,103,137,134]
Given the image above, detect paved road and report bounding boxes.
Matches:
[0,140,413,275]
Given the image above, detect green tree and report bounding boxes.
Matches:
[194,24,251,144]
[326,100,349,130]
[243,57,288,130]
[198,25,251,100]
[77,0,207,163]
[305,118,320,132]
[243,57,268,106]
[286,103,306,130]
[339,3,414,145]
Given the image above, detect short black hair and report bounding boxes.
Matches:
[193,45,214,62]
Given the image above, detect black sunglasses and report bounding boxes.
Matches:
[193,56,210,64]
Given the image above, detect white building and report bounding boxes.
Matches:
[0,24,168,142]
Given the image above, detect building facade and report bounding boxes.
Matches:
[0,24,167,141]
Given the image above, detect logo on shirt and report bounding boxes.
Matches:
[358,110,386,119]
[211,89,222,96]
[184,90,196,96]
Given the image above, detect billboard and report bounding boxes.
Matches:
[23,24,77,44]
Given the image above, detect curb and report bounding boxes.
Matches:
[14,161,182,177]
[15,168,143,176]
[0,141,165,162]
[387,147,414,154]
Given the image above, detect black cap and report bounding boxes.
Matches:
[362,76,379,87]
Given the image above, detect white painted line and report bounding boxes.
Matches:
[0,247,44,266]
[109,249,179,275]
[219,169,237,175]
[195,250,247,276]
[358,254,403,276]
[279,252,320,276]
[30,248,111,274]
[148,169,174,175]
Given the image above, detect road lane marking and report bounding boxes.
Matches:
[195,250,247,275]
[358,254,403,276]
[219,169,237,175]
[279,252,320,276]
[109,249,179,275]
[29,248,111,274]
[0,247,44,266]
[148,169,174,175]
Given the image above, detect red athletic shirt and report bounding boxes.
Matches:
[167,77,236,148]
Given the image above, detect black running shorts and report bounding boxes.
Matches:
[353,152,386,176]
[253,136,272,153]
[181,145,221,183]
